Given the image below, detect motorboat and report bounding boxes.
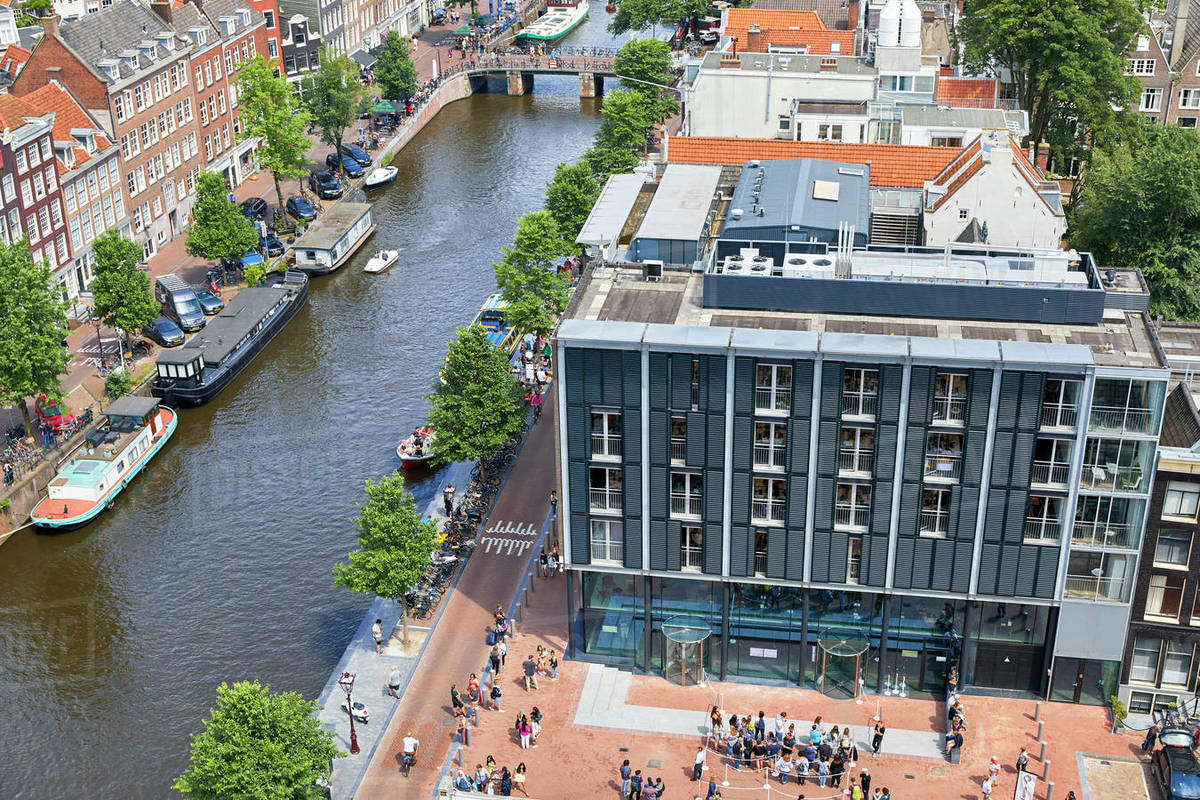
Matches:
[396,426,436,470]
[364,166,398,190]
[364,249,399,273]
[472,292,521,355]
[519,0,588,41]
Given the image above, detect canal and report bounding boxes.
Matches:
[0,10,629,797]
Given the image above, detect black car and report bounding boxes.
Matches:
[1153,728,1200,800]
[286,196,317,221]
[326,152,364,178]
[193,287,225,315]
[143,316,185,347]
[308,171,344,199]
[260,232,284,256]
[240,197,268,220]
[340,144,373,168]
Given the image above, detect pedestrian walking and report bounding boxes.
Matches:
[547,550,558,575]
[982,776,993,800]
[988,756,1001,785]
[372,618,385,653]
[872,720,886,755]
[443,483,456,517]
[549,489,557,517]
[522,655,540,691]
[620,759,632,797]
[1142,722,1160,753]
[1016,746,1029,772]
[387,666,402,697]
[539,549,549,578]
[654,776,665,798]
[693,745,707,780]
[514,763,527,795]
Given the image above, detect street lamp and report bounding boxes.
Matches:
[338,671,361,755]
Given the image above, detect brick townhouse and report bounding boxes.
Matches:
[1128,3,1200,128]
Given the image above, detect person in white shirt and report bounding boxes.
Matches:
[692,745,707,780]
[775,754,792,784]
[402,731,420,774]
[775,712,787,738]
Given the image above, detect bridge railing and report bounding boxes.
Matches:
[439,54,615,79]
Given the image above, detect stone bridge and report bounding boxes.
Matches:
[440,55,616,97]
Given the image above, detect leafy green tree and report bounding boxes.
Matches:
[175,680,342,800]
[609,0,706,35]
[375,31,419,103]
[89,231,158,371]
[494,211,572,336]
[333,472,439,643]
[612,38,678,120]
[301,49,369,165]
[584,89,652,176]
[958,0,1142,163]
[545,161,600,243]
[186,171,259,264]
[1070,123,1200,320]
[235,55,313,210]
[0,238,69,438]
[427,325,526,472]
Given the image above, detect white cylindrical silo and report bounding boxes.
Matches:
[878,0,901,47]
[899,0,922,48]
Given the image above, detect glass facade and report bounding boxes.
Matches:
[579,572,643,663]
[1050,657,1119,705]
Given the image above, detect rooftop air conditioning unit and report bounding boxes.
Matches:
[730,208,744,220]
[643,260,663,282]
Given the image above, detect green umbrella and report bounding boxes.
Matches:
[452,23,472,35]
[374,99,396,113]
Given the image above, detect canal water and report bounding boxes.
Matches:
[0,11,630,797]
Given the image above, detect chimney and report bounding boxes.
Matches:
[41,15,59,36]
[150,0,173,23]
[720,50,740,68]
[1172,4,1190,69]
[746,22,763,52]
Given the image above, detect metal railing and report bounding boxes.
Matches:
[590,434,622,459]
[1031,461,1070,486]
[1023,518,1060,542]
[752,498,786,523]
[834,504,869,528]
[920,509,948,535]
[1089,405,1154,434]
[682,546,703,569]
[842,394,878,418]
[588,488,622,512]
[670,493,701,518]
[438,54,617,80]
[1064,575,1129,602]
[670,439,686,462]
[1041,404,1078,429]
[931,396,966,424]
[755,387,790,413]
[753,444,786,469]
[1072,520,1137,549]
[754,551,768,575]
[923,453,962,481]
[839,449,873,474]
[1080,464,1145,493]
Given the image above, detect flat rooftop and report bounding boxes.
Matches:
[700,50,875,75]
[633,164,722,243]
[564,265,1164,369]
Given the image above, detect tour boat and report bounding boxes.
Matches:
[364,249,399,273]
[518,0,589,41]
[395,426,436,470]
[364,166,398,190]
[472,292,521,355]
[30,396,177,531]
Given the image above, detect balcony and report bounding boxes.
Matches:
[923,453,962,482]
[754,551,768,575]
[1031,461,1070,487]
[1064,575,1129,602]
[1041,404,1078,429]
[839,449,874,475]
[589,488,622,512]
[670,438,686,463]
[670,493,702,518]
[682,546,702,569]
[1089,405,1153,435]
[842,394,878,418]
[591,434,622,459]
[931,397,966,424]
[1080,464,1144,493]
[755,387,790,414]
[834,504,869,529]
[1072,520,1137,549]
[753,444,786,470]
[1023,518,1060,542]
[919,509,948,535]
[752,498,786,523]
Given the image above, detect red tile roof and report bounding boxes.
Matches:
[725,8,827,33]
[16,81,113,172]
[665,136,963,188]
[935,77,999,108]
[723,9,852,52]
[0,92,41,131]
[0,43,29,77]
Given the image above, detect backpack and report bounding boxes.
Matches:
[491,685,502,699]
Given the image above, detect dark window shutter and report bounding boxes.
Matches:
[866,534,889,586]
[903,425,926,478]
[703,522,723,574]
[875,422,898,481]
[977,543,1001,594]
[565,348,585,404]
[584,349,604,400]
[880,365,904,422]
[955,486,980,541]
[996,372,1021,429]
[785,528,805,581]
[817,420,840,475]
[567,405,588,461]
[897,481,921,538]
[666,520,682,571]
[623,460,642,518]
[651,519,668,570]
[983,490,1007,541]
[731,473,750,526]
[1017,372,1044,431]
[791,360,814,420]
[911,536,934,588]
[624,411,642,461]
[649,353,669,410]
[603,351,623,406]
[908,366,933,426]
[870,482,892,535]
[707,355,727,413]
[893,536,914,588]
[787,474,807,527]
[671,354,693,410]
[624,513,643,569]
[962,429,986,486]
[789,414,811,471]
[734,357,756,415]
[946,485,962,539]
[931,538,954,589]
[730,525,750,577]
[1014,547,1036,596]
[650,466,667,519]
[570,512,590,565]
[707,412,726,466]
[997,544,1021,595]
[733,415,754,471]
[952,541,973,593]
[967,369,992,429]
[1005,490,1028,543]
[827,532,848,583]
[622,351,641,407]
[767,527,787,578]
[696,356,710,411]
[810,531,830,582]
[814,476,835,530]
[704,468,723,522]
[1034,547,1058,598]
[569,460,588,511]
[650,411,668,465]
[1010,432,1035,487]
[820,361,843,419]
[990,431,1013,487]
[686,411,707,469]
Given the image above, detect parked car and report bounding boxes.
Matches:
[193,287,225,315]
[308,171,344,199]
[260,232,284,256]
[240,197,268,220]
[35,394,75,433]
[153,274,206,332]
[326,152,364,178]
[143,316,186,347]
[1153,728,1200,800]
[286,195,317,221]
[340,143,373,167]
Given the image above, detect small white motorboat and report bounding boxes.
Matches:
[364,166,398,190]
[364,249,399,273]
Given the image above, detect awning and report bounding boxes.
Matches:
[452,24,472,34]
[434,5,447,12]
[373,99,396,113]
[350,50,376,69]
[241,251,264,267]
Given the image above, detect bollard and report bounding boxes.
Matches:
[1043,758,1051,781]
[1040,741,1047,762]
[471,704,480,726]
[457,743,465,765]
[1037,720,1045,741]
[1035,701,1042,723]
[1047,781,1054,800]
[463,724,472,747]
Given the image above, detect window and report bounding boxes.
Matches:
[1129,58,1156,75]
[755,363,791,413]
[924,431,963,482]
[754,528,768,575]
[1024,495,1061,542]
[1081,436,1150,493]
[1156,529,1192,567]
[15,150,25,173]
[933,136,964,148]
[264,9,275,27]
[1032,438,1071,487]
[817,123,843,141]
[932,372,967,423]
[1163,641,1193,687]
[1165,482,1200,520]
[1,174,12,203]
[753,477,787,523]
[778,116,790,132]
[847,535,862,584]
[1042,379,1081,428]
[32,173,44,200]
[589,467,622,512]
[670,415,686,463]
[1146,574,1186,620]
[268,39,278,58]
[681,526,702,570]
[590,519,623,563]
[831,482,870,532]
[590,411,622,459]
[1129,691,1179,716]
[1131,637,1161,683]
[1065,551,1136,602]
[842,368,879,417]
[1141,87,1163,111]
[670,471,702,518]
[921,488,950,535]
[19,179,30,206]
[839,426,874,474]
[753,421,786,469]
[958,208,968,220]
[1181,117,1198,128]
[1182,88,1200,109]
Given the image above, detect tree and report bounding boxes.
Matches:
[0,238,69,438]
[584,89,652,176]
[427,325,526,470]
[494,211,572,336]
[609,0,706,35]
[544,161,600,243]
[1070,123,1200,320]
[612,38,678,121]
[89,231,158,371]
[235,55,312,210]
[958,0,1142,163]
[186,171,259,264]
[375,31,419,103]
[332,472,440,644]
[301,49,368,163]
[175,680,342,800]
[16,0,51,25]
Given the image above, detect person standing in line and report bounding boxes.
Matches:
[539,549,549,579]
[629,769,644,800]
[640,779,658,800]
[387,666,402,698]
[755,711,767,742]
[654,776,666,799]
[489,646,502,674]
[693,745,707,780]
[522,654,540,691]
[530,706,543,745]
[982,776,993,799]
[706,778,718,800]
[872,720,886,755]
[497,636,508,668]
[620,759,632,797]
[859,769,871,797]
[816,758,829,787]
[548,650,558,680]
[443,484,456,517]
[848,777,862,800]
[1016,746,1029,772]
[549,489,557,518]
[372,619,385,654]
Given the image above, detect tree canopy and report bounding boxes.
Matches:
[235,55,313,209]
[0,237,69,437]
[494,211,572,336]
[90,231,159,366]
[1070,122,1200,320]
[544,161,600,243]
[186,171,259,263]
[175,680,342,800]
[427,324,526,467]
[609,0,706,35]
[301,49,368,157]
[612,38,678,120]
[375,31,419,103]
[584,89,651,176]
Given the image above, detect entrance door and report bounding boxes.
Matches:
[974,642,1043,692]
[821,651,861,698]
[1049,658,1116,705]
[168,209,179,237]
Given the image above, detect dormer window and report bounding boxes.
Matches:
[120,52,139,70]
[100,61,118,79]
[157,34,175,51]
[219,16,234,35]
[236,8,250,25]
[139,45,156,60]
[189,27,206,46]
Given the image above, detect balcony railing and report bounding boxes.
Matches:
[1031,461,1070,487]
[1089,405,1153,434]
[1041,404,1078,429]
[591,434,622,459]
[842,394,878,418]
[1023,518,1060,542]
[670,439,686,462]
[1072,520,1137,549]
[752,498,786,523]
[670,493,702,518]
[932,396,966,424]
[1080,464,1144,493]
[920,509,948,535]
[754,551,768,575]
[1064,575,1129,602]
[924,453,962,482]
[835,504,869,529]
[755,387,790,413]
[589,488,623,512]
[682,547,703,569]
[839,449,874,474]
[753,444,786,469]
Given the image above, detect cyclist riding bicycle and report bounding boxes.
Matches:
[401,732,420,775]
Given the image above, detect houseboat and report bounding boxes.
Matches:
[291,203,376,276]
[473,292,521,355]
[30,396,177,530]
[151,272,309,407]
[519,0,589,40]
